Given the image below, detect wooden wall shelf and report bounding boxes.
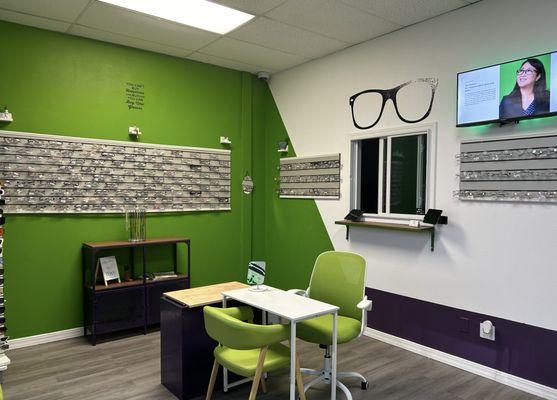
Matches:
[89,274,189,292]
[335,220,439,251]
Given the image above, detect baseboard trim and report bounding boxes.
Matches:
[364,327,557,400]
[10,327,83,349]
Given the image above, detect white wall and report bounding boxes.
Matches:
[270,0,557,331]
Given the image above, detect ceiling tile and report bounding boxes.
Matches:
[0,9,70,32]
[0,0,89,22]
[69,25,193,58]
[187,52,272,74]
[209,0,287,15]
[266,0,400,44]
[76,1,218,51]
[201,37,307,72]
[229,17,347,59]
[341,0,468,26]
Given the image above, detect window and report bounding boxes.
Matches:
[350,125,435,218]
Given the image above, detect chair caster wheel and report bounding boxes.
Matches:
[361,381,369,390]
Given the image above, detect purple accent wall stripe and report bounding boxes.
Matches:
[366,287,557,389]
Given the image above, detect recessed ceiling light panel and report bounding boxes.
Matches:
[98,0,254,34]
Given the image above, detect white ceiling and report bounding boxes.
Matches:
[0,0,482,75]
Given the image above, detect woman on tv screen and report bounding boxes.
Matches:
[499,58,550,119]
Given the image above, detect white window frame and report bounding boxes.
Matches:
[348,122,437,221]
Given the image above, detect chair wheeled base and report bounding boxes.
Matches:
[301,345,369,400]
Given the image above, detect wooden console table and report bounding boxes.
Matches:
[82,237,190,345]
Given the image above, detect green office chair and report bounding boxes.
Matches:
[203,306,306,400]
[289,251,372,400]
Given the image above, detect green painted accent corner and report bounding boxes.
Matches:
[0,21,332,339]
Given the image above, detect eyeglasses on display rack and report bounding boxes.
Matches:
[349,78,438,129]
[457,146,557,162]
[459,169,557,181]
[454,189,557,202]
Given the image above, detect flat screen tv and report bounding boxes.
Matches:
[457,51,557,127]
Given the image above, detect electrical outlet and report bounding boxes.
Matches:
[480,320,495,341]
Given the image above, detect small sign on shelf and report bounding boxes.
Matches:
[98,256,121,286]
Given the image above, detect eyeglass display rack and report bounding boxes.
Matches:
[278,154,341,199]
[82,237,190,345]
[0,180,10,378]
[455,133,557,203]
[0,130,231,214]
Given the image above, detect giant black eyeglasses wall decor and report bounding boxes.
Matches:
[349,78,438,129]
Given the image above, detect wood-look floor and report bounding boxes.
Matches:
[3,332,542,400]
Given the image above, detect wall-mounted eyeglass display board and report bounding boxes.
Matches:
[455,133,557,202]
[279,154,340,199]
[0,130,231,213]
[0,179,9,372]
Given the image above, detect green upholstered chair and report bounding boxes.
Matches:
[203,306,306,400]
[289,251,372,400]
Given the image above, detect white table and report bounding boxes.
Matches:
[222,285,340,400]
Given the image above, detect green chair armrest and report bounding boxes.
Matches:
[218,306,254,322]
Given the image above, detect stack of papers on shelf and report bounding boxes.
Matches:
[151,271,178,281]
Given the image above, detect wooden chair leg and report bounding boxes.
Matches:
[205,358,219,400]
[249,346,268,400]
[260,375,268,394]
[295,353,307,400]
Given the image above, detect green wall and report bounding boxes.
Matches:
[0,20,332,339]
[252,87,334,290]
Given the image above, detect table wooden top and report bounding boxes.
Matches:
[164,281,248,308]
[83,237,189,249]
